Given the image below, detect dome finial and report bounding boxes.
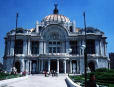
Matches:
[53,4,59,14]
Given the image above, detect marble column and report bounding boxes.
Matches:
[26,60,29,74]
[4,39,7,56]
[24,60,26,71]
[64,59,66,74]
[39,60,40,72]
[23,39,27,55]
[21,59,24,72]
[48,59,50,72]
[66,41,70,53]
[100,39,104,56]
[39,41,43,54]
[44,41,46,54]
[104,40,107,56]
[37,60,38,73]
[10,40,14,56]
[77,61,80,74]
[7,39,11,55]
[82,40,85,55]
[70,60,72,73]
[28,39,31,55]
[104,41,107,56]
[99,40,101,55]
[95,40,99,56]
[78,40,81,55]
[41,59,43,72]
[57,59,59,73]
[29,60,32,74]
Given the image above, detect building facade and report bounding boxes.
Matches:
[109,53,114,69]
[3,5,109,74]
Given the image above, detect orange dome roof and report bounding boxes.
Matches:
[42,14,70,23]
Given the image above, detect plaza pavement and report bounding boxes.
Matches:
[1,74,68,87]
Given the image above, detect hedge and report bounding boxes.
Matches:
[0,72,22,80]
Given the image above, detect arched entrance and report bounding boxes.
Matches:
[15,61,20,73]
[88,61,95,72]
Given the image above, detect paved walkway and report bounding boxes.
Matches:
[2,74,68,87]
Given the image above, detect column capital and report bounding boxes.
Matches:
[70,59,72,61]
[63,59,66,62]
[48,58,50,61]
[57,59,59,61]
[64,59,66,74]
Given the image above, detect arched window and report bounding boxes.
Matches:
[16,30,23,33]
[87,29,94,33]
[70,26,73,32]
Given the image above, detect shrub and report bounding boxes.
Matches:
[69,69,114,84]
[0,72,22,80]
[95,68,109,72]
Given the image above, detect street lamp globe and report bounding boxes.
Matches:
[68,48,72,54]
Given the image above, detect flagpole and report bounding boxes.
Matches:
[83,12,87,87]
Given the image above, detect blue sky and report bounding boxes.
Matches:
[0,0,114,62]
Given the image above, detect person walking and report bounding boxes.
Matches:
[87,73,97,87]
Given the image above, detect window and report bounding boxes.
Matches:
[86,40,95,54]
[57,47,60,53]
[48,41,61,53]
[49,47,52,53]
[49,42,52,45]
[15,40,23,54]
[57,42,61,45]
[39,26,42,32]
[70,41,78,54]
[53,47,56,53]
[53,42,56,45]
[31,41,39,54]
[70,26,73,32]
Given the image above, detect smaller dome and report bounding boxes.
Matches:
[42,14,70,23]
[30,28,35,32]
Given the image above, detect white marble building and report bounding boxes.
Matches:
[3,5,109,74]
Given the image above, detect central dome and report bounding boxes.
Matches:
[41,4,70,23]
[42,14,70,23]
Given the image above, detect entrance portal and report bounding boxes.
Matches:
[88,61,95,72]
[72,60,77,74]
[32,60,37,74]
[15,61,20,73]
[51,60,57,71]
[59,60,64,73]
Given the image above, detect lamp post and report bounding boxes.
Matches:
[12,13,18,71]
[83,12,87,87]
